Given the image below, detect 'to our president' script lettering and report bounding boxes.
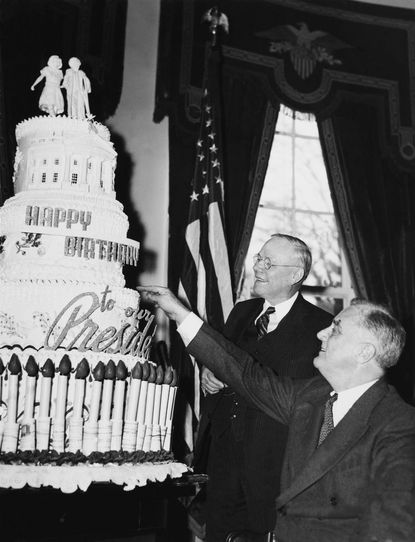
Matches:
[44,286,156,359]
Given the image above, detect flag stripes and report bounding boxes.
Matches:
[177,48,234,452]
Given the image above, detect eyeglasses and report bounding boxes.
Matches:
[253,253,302,271]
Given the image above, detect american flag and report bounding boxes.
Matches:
[178,50,234,452]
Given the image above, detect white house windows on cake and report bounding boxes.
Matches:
[70,155,81,186]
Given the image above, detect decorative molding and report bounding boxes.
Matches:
[223,46,414,162]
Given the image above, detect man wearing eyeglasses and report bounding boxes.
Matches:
[192,234,332,541]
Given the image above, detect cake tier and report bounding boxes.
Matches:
[0,281,154,363]
[0,232,139,286]
[14,116,116,196]
[0,189,130,241]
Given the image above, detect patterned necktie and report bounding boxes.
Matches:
[317,392,338,446]
[255,306,276,339]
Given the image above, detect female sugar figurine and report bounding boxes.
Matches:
[31,55,64,116]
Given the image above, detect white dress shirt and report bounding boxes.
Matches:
[255,292,298,333]
[332,380,379,426]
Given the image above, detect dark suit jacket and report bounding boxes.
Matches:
[195,295,332,529]
[189,323,415,542]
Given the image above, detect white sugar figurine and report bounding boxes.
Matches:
[31,55,64,116]
[62,57,92,120]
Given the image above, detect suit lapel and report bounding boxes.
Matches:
[255,294,308,358]
[276,379,388,508]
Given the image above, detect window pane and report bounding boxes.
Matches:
[294,138,332,213]
[261,135,292,208]
[276,111,294,134]
[294,211,341,287]
[294,115,319,137]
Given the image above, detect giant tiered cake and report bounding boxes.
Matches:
[0,60,185,491]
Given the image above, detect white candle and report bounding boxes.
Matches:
[100,360,115,421]
[55,355,71,424]
[152,366,164,425]
[0,358,5,404]
[144,364,156,425]
[126,362,142,421]
[7,354,22,422]
[136,361,150,424]
[159,366,173,426]
[89,361,105,423]
[39,358,54,418]
[72,358,89,419]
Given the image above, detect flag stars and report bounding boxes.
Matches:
[198,152,205,162]
[205,105,211,113]
[208,132,216,140]
[202,170,207,177]
[206,119,212,127]
[197,139,203,147]
[190,191,199,202]
[212,159,220,168]
[202,185,210,195]
[209,143,218,153]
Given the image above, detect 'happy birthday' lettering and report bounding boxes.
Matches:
[25,205,92,231]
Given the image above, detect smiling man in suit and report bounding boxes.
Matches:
[193,234,332,541]
[138,289,415,542]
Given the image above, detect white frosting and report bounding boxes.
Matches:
[0,281,145,356]
[0,233,126,285]
[0,462,188,493]
[0,190,130,241]
[0,116,169,462]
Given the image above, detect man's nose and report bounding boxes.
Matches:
[317,325,330,340]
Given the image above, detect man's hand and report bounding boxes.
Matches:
[137,286,191,325]
[201,366,225,395]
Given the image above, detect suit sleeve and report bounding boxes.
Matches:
[355,413,415,542]
[188,322,300,425]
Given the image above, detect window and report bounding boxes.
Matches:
[41,172,46,183]
[53,172,59,183]
[54,158,60,165]
[239,109,354,315]
[71,173,78,184]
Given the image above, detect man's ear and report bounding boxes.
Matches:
[357,342,376,364]
[292,267,304,285]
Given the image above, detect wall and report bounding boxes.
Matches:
[107,0,169,338]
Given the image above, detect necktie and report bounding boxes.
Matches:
[256,306,276,338]
[317,392,338,446]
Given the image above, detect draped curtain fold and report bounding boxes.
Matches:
[318,100,415,402]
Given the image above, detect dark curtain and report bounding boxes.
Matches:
[318,97,415,403]
[220,65,279,288]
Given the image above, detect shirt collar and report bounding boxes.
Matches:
[263,291,298,321]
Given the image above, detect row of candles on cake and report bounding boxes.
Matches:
[0,354,177,455]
